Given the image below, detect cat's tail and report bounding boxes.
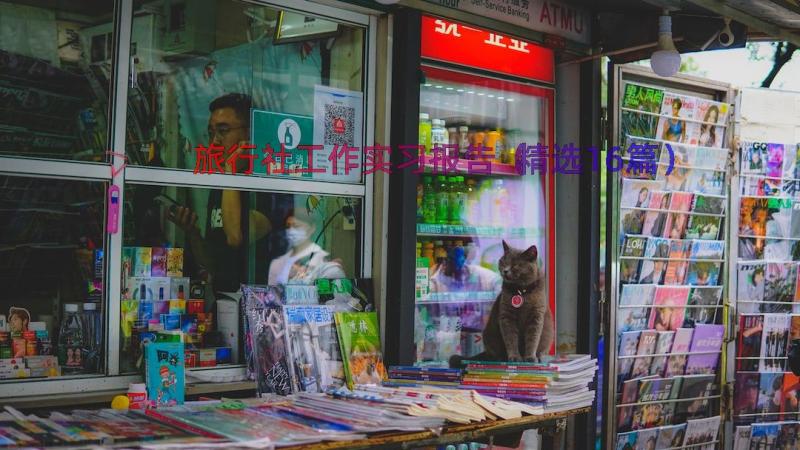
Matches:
[449,352,490,369]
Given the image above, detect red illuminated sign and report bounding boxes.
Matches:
[420,16,555,84]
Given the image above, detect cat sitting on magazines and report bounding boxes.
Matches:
[450,241,553,368]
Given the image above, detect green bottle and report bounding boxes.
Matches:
[448,176,460,225]
[456,176,468,225]
[422,176,436,224]
[435,175,450,224]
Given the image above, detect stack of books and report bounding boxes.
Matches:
[384,366,462,388]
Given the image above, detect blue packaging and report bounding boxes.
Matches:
[138,301,154,321]
[215,347,232,364]
[160,314,181,331]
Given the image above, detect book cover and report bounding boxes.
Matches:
[656,423,686,449]
[684,287,722,327]
[734,373,761,418]
[683,416,720,446]
[759,314,790,372]
[619,285,656,333]
[684,324,724,375]
[781,373,800,415]
[144,341,185,407]
[662,192,693,239]
[642,192,670,237]
[741,142,767,175]
[756,372,784,421]
[639,238,670,284]
[283,305,344,393]
[737,263,765,313]
[623,83,665,113]
[663,240,691,285]
[630,330,658,379]
[749,423,780,449]
[621,179,664,209]
[674,374,715,421]
[638,377,676,402]
[665,328,694,377]
[763,263,797,313]
[656,93,695,144]
[692,194,725,215]
[617,331,642,383]
[648,286,689,331]
[649,331,676,377]
[685,215,721,240]
[335,311,386,388]
[615,431,638,450]
[622,236,648,258]
[737,315,764,372]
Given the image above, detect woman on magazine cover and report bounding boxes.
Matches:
[662,98,687,143]
[698,105,719,147]
[651,195,670,237]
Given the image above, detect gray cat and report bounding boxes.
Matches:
[450,241,553,366]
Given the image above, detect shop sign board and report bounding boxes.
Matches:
[424,0,591,45]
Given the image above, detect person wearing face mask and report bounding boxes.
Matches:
[429,244,500,293]
[268,210,345,285]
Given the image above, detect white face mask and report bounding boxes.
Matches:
[286,227,308,248]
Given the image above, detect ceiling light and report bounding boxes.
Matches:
[446,87,454,91]
[498,96,505,100]
[650,12,681,77]
[434,85,443,89]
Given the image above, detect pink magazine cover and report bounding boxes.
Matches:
[642,191,670,237]
[766,143,785,179]
[662,193,693,239]
[694,99,729,126]
[648,286,690,331]
[684,324,724,375]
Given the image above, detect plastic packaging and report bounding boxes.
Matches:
[435,176,450,224]
[431,119,447,153]
[83,302,102,373]
[127,382,147,409]
[419,113,432,153]
[58,303,85,374]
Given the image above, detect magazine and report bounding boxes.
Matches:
[656,423,686,449]
[684,287,722,327]
[615,431,638,450]
[733,426,751,450]
[686,168,725,195]
[764,238,792,261]
[734,373,761,419]
[243,286,292,396]
[648,286,689,331]
[632,402,672,431]
[766,143,785,178]
[618,377,643,431]
[642,192,670,237]
[144,341,185,407]
[782,373,800,416]
[749,423,780,449]
[663,240,691,285]
[685,215,721,240]
[674,374,715,421]
[639,238,670,284]
[633,428,658,449]
[686,122,725,148]
[656,93,695,144]
[763,263,797,312]
[621,179,664,209]
[620,258,642,285]
[683,416,720,446]
[649,331,676,377]
[686,261,721,286]
[740,142,767,176]
[621,209,647,236]
[791,200,800,238]
[638,377,677,403]
[630,330,658,379]
[740,175,782,197]
[684,324,724,375]
[617,331,642,383]
[736,314,763,372]
[623,136,662,180]
[622,235,648,258]
[242,284,286,381]
[759,314,790,372]
[622,110,659,140]
[739,197,770,239]
[335,311,387,388]
[692,194,725,215]
[694,98,730,127]
[756,373,784,421]
[665,328,694,377]
[283,305,345,393]
[662,193,693,239]
[623,83,665,113]
[737,263,765,313]
[657,149,693,192]
[619,285,656,334]
[689,240,725,260]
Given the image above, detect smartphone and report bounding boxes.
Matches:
[154,194,181,216]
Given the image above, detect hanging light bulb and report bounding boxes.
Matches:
[650,13,682,77]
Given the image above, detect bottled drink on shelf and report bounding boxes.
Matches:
[458,126,469,159]
[464,178,478,226]
[431,119,447,154]
[58,303,85,374]
[484,130,499,161]
[453,176,467,225]
[415,241,422,258]
[422,176,436,224]
[448,176,460,225]
[416,180,424,221]
[434,240,447,267]
[419,113,432,154]
[492,179,509,226]
[435,175,450,225]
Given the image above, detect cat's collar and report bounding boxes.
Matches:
[502,281,538,295]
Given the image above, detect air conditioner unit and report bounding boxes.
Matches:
[161,0,215,59]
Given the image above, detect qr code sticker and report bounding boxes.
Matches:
[324,104,355,146]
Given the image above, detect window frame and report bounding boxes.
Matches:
[0,0,377,401]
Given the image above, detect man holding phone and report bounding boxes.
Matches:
[169,93,270,292]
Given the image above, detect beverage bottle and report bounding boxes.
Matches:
[448,127,458,158]
[456,176,468,225]
[58,303,85,374]
[434,240,448,267]
[416,241,422,258]
[422,176,436,224]
[82,302,102,373]
[416,181,424,221]
[492,180,509,226]
[435,175,450,225]
[431,119,447,154]
[419,113,432,153]
[422,241,435,269]
[458,126,470,159]
[464,178,478,225]
[448,176,460,225]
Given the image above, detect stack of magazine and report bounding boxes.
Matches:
[615,82,730,447]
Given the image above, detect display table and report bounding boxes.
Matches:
[281,407,591,450]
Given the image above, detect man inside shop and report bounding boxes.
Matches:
[170,93,271,292]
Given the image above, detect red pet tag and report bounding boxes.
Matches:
[511,294,524,308]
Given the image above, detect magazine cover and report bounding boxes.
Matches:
[663,240,691,285]
[656,93,695,144]
[733,426,751,450]
[622,110,658,140]
[621,179,664,209]
[335,311,387,388]
[782,373,800,416]
[790,200,800,238]
[685,215,721,240]
[632,402,672,431]
[656,424,686,449]
[764,238,792,261]
[622,236,648,258]
[615,431,638,450]
[763,263,797,312]
[684,324,724,375]
[649,331,676,376]
[617,331,642,383]
[749,423,780,449]
[630,330,658,378]
[734,373,761,419]
[662,193,694,239]
[686,168,725,195]
[686,122,725,148]
[144,341,185,407]
[741,142,767,175]
[692,194,725,215]
[283,305,344,393]
[787,148,800,197]
[685,145,728,171]
[633,428,658,449]
[682,415,720,446]
[737,314,764,372]
[618,378,642,431]
[642,192,670,237]
[694,98,730,126]
[756,372,784,421]
[657,153,692,193]
[737,263,765,313]
[639,238,670,284]
[683,287,722,327]
[674,374,715,421]
[621,209,646,236]
[665,328,694,377]
[766,143,785,178]
[619,285,656,333]
[623,136,662,180]
[739,197,770,239]
[243,287,292,396]
[638,377,677,403]
[623,83,665,113]
[242,284,286,381]
[686,261,721,286]
[648,286,689,331]
[759,314,790,372]
[777,423,800,449]
[740,176,783,197]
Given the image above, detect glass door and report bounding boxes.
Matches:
[413,65,553,366]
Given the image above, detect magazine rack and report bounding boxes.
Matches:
[605,64,735,450]
[729,87,800,448]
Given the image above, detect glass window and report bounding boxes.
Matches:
[0,1,113,161]
[125,0,366,183]
[0,176,107,378]
[120,183,362,372]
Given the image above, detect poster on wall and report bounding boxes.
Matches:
[251,110,314,178]
[312,85,363,183]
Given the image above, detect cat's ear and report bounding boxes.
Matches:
[522,245,538,261]
[502,240,511,254]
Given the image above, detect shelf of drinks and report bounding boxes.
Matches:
[421,159,520,177]
[417,291,497,304]
[417,223,538,238]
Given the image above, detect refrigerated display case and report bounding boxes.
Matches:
[386,13,556,367]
